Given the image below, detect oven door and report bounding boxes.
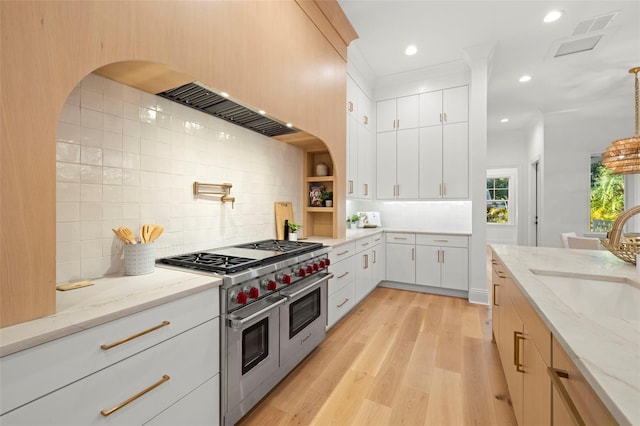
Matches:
[279,272,332,372]
[226,295,285,416]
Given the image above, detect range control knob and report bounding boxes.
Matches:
[313,263,319,272]
[236,292,248,304]
[267,280,277,291]
[248,287,259,299]
[282,274,292,284]
[325,258,331,266]
[306,265,313,274]
[319,260,326,269]
[298,268,306,278]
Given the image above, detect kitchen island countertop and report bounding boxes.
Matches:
[491,244,639,425]
[0,268,221,357]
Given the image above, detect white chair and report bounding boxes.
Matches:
[559,232,577,248]
[567,236,601,250]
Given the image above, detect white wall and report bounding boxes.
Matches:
[487,129,528,245]
[56,74,303,283]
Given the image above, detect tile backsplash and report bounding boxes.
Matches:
[56,73,303,283]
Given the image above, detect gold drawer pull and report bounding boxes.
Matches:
[492,284,499,306]
[514,331,525,373]
[100,375,170,417]
[337,271,350,279]
[100,321,170,350]
[337,298,350,308]
[548,367,585,426]
[337,250,350,256]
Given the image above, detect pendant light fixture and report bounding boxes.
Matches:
[602,66,640,174]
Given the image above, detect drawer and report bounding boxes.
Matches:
[327,281,355,329]
[416,234,468,248]
[1,318,219,425]
[354,236,373,253]
[329,241,356,265]
[385,232,415,245]
[0,288,219,415]
[328,256,355,296]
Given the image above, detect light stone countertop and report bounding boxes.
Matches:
[0,268,221,357]
[491,244,640,426]
[305,227,470,246]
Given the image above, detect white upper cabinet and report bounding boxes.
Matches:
[346,76,358,119]
[419,86,468,127]
[346,75,373,199]
[376,95,419,132]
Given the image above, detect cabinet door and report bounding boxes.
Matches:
[358,88,372,130]
[347,114,358,197]
[419,125,443,199]
[523,336,550,426]
[396,128,419,199]
[357,124,372,199]
[396,94,419,129]
[376,131,397,199]
[442,122,468,199]
[440,247,468,290]
[419,90,442,127]
[355,250,373,303]
[442,86,468,124]
[371,242,385,288]
[415,245,440,287]
[501,294,524,426]
[346,75,358,119]
[327,280,355,328]
[377,99,397,132]
[385,243,415,284]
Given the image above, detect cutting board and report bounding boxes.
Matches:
[274,201,294,240]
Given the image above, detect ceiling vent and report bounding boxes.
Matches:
[553,11,618,58]
[157,82,298,138]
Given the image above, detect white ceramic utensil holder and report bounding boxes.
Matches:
[123,243,156,275]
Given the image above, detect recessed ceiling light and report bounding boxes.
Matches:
[405,45,418,56]
[543,10,563,23]
[519,75,532,83]
[286,123,293,128]
[220,92,230,98]
[501,118,509,123]
[258,110,266,115]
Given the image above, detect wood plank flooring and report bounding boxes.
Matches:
[236,288,516,426]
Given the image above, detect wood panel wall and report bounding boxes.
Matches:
[0,0,355,327]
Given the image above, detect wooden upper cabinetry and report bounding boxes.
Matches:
[0,0,356,327]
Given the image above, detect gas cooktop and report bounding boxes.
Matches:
[156,239,323,274]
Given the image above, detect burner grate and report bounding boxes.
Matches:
[157,252,261,274]
[235,239,321,252]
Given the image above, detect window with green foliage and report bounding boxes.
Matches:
[487,176,510,224]
[590,156,623,232]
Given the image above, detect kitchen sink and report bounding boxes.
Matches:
[530,270,640,322]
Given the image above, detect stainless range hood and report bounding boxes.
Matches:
[157,82,298,138]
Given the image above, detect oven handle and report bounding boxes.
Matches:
[280,273,333,300]
[227,297,287,329]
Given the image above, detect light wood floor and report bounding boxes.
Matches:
[237,287,517,426]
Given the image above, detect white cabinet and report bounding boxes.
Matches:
[419,86,468,127]
[377,95,419,132]
[385,233,416,284]
[371,234,385,287]
[327,241,356,328]
[346,76,373,199]
[376,128,419,199]
[415,234,468,291]
[0,289,220,425]
[419,122,468,199]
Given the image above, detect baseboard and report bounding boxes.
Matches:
[379,281,468,299]
[468,287,489,305]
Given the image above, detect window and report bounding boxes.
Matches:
[487,169,515,224]
[590,155,623,232]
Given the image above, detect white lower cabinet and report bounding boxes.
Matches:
[371,234,385,287]
[0,289,220,426]
[416,234,468,290]
[385,233,416,284]
[145,374,220,426]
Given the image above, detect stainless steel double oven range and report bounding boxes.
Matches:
[157,239,332,425]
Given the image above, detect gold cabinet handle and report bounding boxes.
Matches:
[548,367,586,426]
[100,375,170,417]
[493,284,499,306]
[394,237,407,240]
[364,254,369,269]
[337,271,350,279]
[337,298,350,308]
[361,242,370,247]
[514,331,525,373]
[100,321,170,350]
[348,101,353,112]
[364,183,368,196]
[439,112,443,123]
[363,115,368,125]
[337,250,350,256]
[372,250,377,264]
[348,180,354,194]
[491,259,498,265]
[411,248,415,261]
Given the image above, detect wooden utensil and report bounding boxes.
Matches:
[112,228,130,244]
[148,225,164,242]
[118,226,137,244]
[275,201,294,240]
[141,224,153,243]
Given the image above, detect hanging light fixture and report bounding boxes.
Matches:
[602,66,640,174]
